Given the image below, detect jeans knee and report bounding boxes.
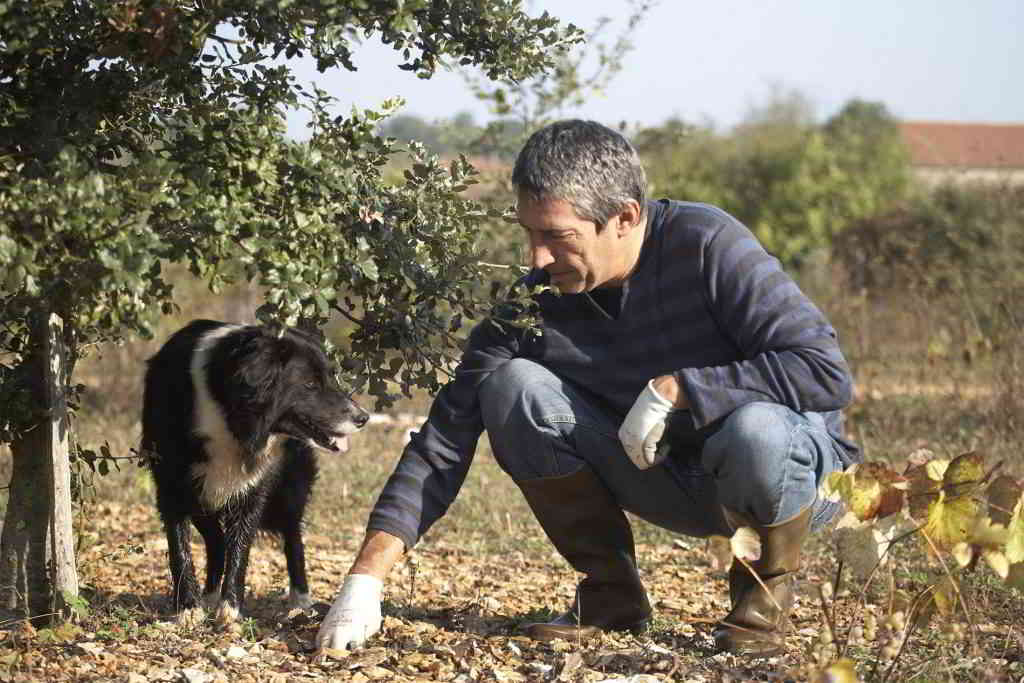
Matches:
[479,358,548,431]
[479,359,577,480]
[703,402,837,524]
[703,402,793,476]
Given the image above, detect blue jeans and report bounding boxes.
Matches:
[479,359,842,536]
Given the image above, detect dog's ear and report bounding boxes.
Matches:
[220,330,291,467]
[289,321,325,345]
[231,332,286,402]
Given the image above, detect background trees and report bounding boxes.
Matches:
[634,91,911,269]
[0,0,582,623]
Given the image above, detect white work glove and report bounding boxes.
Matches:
[315,574,383,651]
[618,379,675,470]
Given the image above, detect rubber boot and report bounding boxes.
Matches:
[517,467,652,642]
[712,505,812,657]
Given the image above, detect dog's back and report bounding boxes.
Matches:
[142,319,222,481]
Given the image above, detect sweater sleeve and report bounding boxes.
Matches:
[365,315,520,550]
[676,218,854,429]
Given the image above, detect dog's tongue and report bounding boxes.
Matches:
[333,435,350,453]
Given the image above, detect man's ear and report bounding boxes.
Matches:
[615,199,644,237]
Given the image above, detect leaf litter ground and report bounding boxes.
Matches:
[2,424,1022,681]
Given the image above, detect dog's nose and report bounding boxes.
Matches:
[354,411,370,428]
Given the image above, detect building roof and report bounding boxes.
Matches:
[900,121,1024,169]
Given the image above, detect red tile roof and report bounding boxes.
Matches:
[900,121,1024,169]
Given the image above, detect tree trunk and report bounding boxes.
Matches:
[0,312,79,624]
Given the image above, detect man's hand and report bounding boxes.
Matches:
[315,574,383,651]
[618,378,677,469]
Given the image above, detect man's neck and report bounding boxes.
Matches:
[609,210,648,287]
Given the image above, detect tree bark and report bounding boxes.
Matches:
[0,312,79,624]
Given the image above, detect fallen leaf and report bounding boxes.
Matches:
[224,645,247,659]
[813,657,860,682]
[180,669,213,683]
[559,651,584,678]
[834,512,884,580]
[76,641,105,657]
[730,526,761,562]
[705,535,732,572]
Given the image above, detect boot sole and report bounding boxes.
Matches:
[523,616,651,642]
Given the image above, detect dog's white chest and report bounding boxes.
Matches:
[190,436,283,511]
[189,325,280,510]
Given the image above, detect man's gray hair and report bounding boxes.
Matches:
[512,119,647,227]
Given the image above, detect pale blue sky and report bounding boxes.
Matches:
[285,0,1022,138]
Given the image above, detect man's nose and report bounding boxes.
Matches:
[530,244,554,270]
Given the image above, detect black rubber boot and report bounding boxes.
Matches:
[517,467,652,642]
[713,506,813,657]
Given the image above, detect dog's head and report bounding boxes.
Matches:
[212,326,369,464]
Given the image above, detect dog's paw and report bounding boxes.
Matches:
[214,602,241,629]
[286,589,313,611]
[176,607,207,628]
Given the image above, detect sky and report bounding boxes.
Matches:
[283,0,1023,139]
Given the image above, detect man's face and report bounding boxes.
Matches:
[516,193,629,294]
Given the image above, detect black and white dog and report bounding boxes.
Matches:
[142,319,369,627]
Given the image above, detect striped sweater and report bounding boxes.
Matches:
[367,200,860,549]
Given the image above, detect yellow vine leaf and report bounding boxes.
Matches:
[987,475,1023,526]
[829,461,905,522]
[922,489,978,553]
[914,453,985,554]
[984,550,1010,580]
[942,452,985,499]
[925,458,951,482]
[1006,497,1024,566]
[813,657,860,683]
[820,469,852,503]
[969,516,1010,549]
[904,463,942,521]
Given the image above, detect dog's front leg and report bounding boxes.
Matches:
[163,516,204,626]
[193,515,225,610]
[214,505,261,627]
[282,521,312,610]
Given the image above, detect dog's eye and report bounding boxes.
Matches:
[304,381,318,391]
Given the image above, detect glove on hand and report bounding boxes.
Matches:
[315,574,383,651]
[618,379,675,469]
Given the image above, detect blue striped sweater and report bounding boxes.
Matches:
[367,200,860,549]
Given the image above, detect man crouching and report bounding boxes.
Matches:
[316,119,859,657]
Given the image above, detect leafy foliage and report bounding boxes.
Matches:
[823,452,1024,594]
[434,0,655,271]
[0,0,585,435]
[833,182,1024,358]
[634,92,911,268]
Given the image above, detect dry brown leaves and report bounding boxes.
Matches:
[1,491,1021,681]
